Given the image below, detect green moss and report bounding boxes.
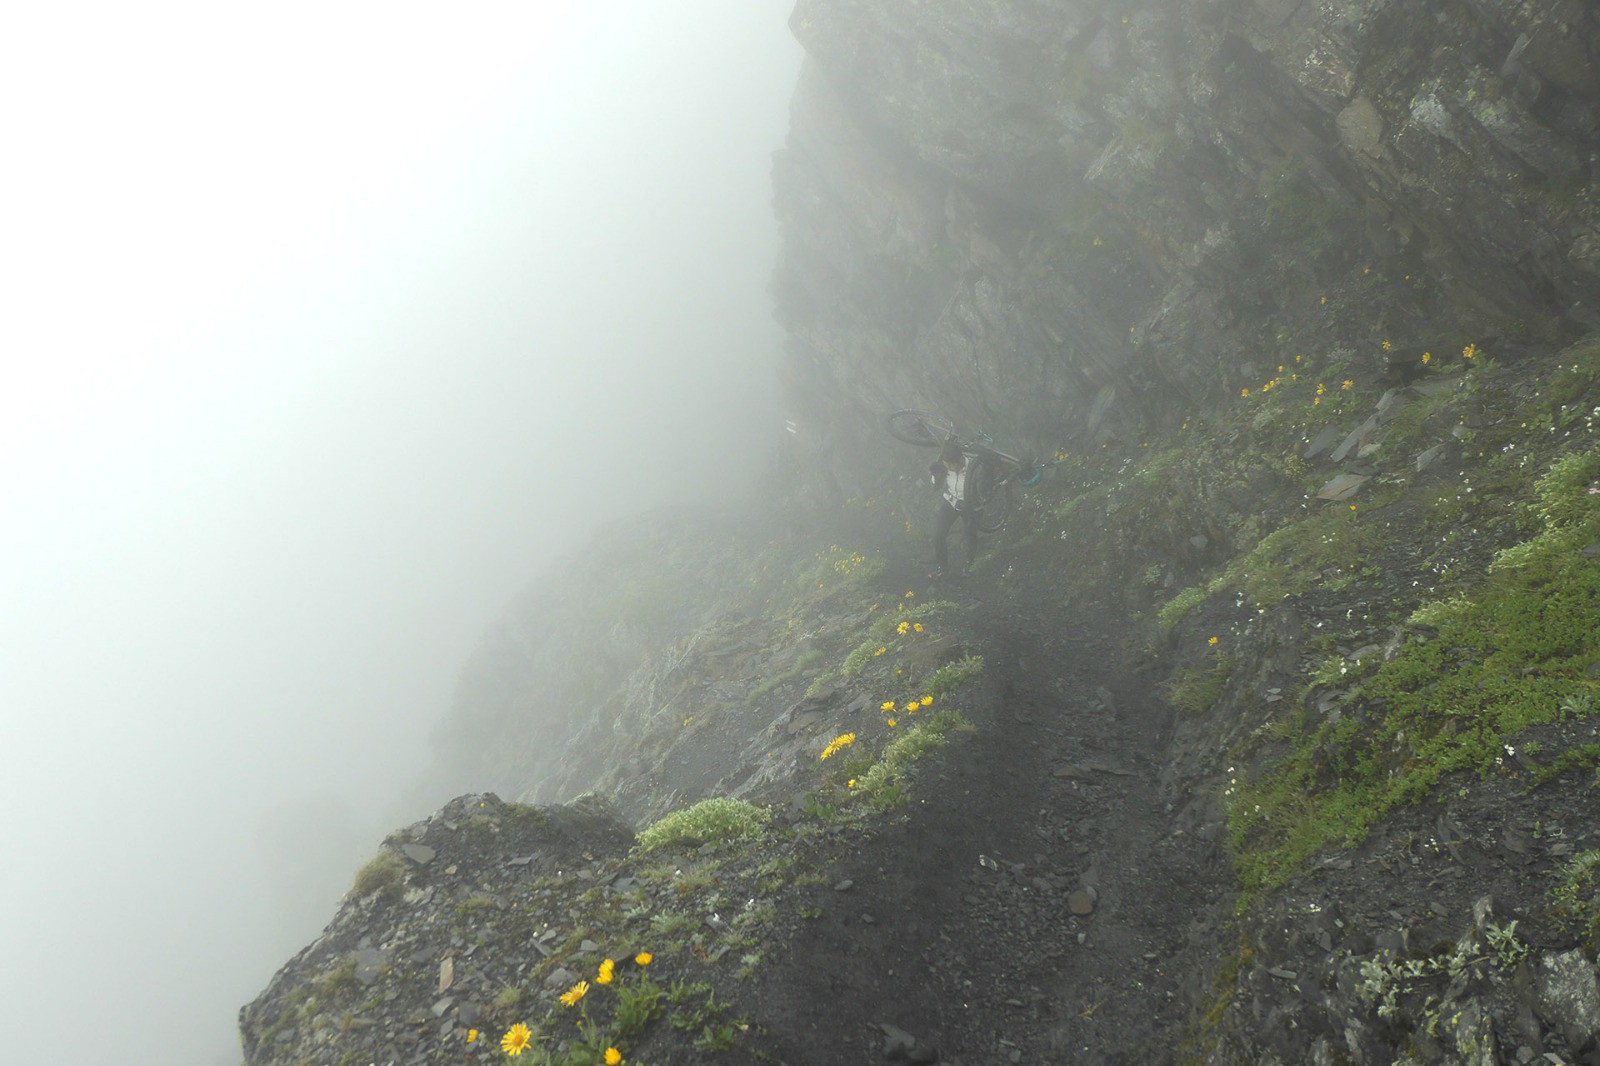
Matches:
[636,798,772,853]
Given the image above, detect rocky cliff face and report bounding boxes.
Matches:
[773,0,1598,489]
[242,5,1600,1064]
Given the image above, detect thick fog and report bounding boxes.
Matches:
[0,3,800,1062]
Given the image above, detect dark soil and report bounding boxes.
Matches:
[742,564,1231,1065]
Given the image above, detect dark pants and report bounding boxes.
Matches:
[932,498,977,569]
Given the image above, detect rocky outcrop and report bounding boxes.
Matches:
[774,0,1599,488]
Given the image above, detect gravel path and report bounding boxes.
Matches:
[748,572,1229,1065]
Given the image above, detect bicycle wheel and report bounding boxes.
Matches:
[885,409,955,447]
[969,455,1012,535]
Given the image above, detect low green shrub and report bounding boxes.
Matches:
[636,798,771,853]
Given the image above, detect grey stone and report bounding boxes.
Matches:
[1336,96,1383,156]
[1330,416,1379,463]
[354,948,386,986]
[1317,473,1369,501]
[544,966,579,989]
[401,843,436,865]
[833,879,854,891]
[438,956,454,994]
[1376,387,1408,421]
[1535,950,1600,1050]
[1416,445,1446,471]
[787,710,822,735]
[1305,425,1342,459]
[880,1022,917,1058]
[1189,534,1209,550]
[1068,890,1096,916]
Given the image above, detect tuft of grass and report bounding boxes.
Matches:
[925,656,984,698]
[350,849,406,901]
[855,710,973,806]
[636,797,772,853]
[1159,585,1209,630]
[1165,656,1233,716]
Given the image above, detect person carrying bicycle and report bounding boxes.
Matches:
[928,439,978,578]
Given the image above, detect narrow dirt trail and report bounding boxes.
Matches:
[751,575,1228,1064]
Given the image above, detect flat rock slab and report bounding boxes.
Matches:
[1054,763,1136,779]
[401,843,436,864]
[1317,473,1369,501]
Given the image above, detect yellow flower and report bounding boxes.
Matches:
[1277,365,1284,372]
[503,1023,533,1055]
[881,700,895,711]
[1319,295,1326,305]
[1208,636,1218,646]
[904,591,914,598]
[635,952,653,966]
[1313,397,1321,405]
[920,695,933,706]
[1421,351,1431,364]
[1294,355,1302,363]
[887,718,897,727]
[873,647,885,656]
[1463,343,1477,360]
[467,1029,478,1043]
[848,778,856,788]
[596,959,614,985]
[1381,339,1391,351]
[1341,379,1354,390]
[904,701,918,712]
[606,1049,624,1066]
[1315,383,1325,395]
[913,623,924,633]
[1241,387,1249,398]
[820,733,856,760]
[559,981,589,1007]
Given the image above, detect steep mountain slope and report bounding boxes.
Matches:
[242,3,1600,1064]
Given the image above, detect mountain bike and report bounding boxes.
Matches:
[884,410,1042,535]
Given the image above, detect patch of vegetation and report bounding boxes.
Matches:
[667,979,746,1054]
[349,849,406,901]
[1551,848,1600,952]
[749,648,825,702]
[1165,656,1234,717]
[636,798,772,853]
[1159,585,1209,630]
[925,655,985,698]
[491,983,524,1011]
[855,710,973,807]
[1227,447,1600,902]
